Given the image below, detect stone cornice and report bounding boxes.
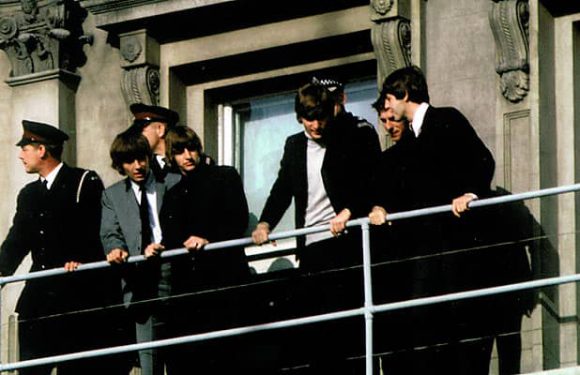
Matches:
[5,67,80,86]
[79,0,234,27]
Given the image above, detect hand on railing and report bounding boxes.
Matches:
[64,261,81,272]
[368,206,388,226]
[330,208,351,236]
[106,248,129,264]
[144,243,165,258]
[252,222,272,245]
[183,236,209,251]
[451,193,477,217]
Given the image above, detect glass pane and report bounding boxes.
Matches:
[236,93,299,233]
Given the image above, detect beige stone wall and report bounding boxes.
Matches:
[76,15,129,187]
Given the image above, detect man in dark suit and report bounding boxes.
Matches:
[252,81,381,373]
[0,120,124,375]
[159,125,249,374]
[368,65,495,374]
[129,103,180,181]
[101,131,180,375]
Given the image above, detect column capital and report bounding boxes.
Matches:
[0,0,93,82]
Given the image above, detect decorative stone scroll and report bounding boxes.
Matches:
[119,31,160,106]
[370,0,411,83]
[489,0,530,103]
[121,65,160,106]
[371,18,411,82]
[0,0,93,79]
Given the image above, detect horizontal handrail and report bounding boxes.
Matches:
[1,183,579,287]
[1,270,578,372]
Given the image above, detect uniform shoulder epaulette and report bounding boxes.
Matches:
[355,117,374,129]
[76,169,101,203]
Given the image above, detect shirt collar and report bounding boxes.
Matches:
[41,162,64,190]
[130,171,155,194]
[411,102,430,137]
[155,154,167,169]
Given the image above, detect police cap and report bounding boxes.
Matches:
[129,103,179,130]
[16,120,69,147]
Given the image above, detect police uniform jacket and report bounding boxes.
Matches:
[0,164,105,319]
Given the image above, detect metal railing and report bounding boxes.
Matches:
[1,183,580,374]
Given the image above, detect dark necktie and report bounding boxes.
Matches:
[140,186,152,252]
[40,179,49,195]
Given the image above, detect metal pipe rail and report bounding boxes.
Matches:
[1,182,579,374]
[1,272,578,373]
[2,183,578,287]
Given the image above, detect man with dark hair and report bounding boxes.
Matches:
[101,130,180,375]
[159,125,249,374]
[129,103,180,181]
[0,120,121,375]
[368,65,495,374]
[252,80,381,373]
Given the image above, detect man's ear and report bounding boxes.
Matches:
[38,144,48,159]
[158,123,168,138]
[403,91,409,102]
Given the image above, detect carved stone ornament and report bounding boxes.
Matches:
[121,65,160,106]
[120,35,142,63]
[371,0,394,17]
[371,17,411,82]
[489,0,530,103]
[0,0,93,79]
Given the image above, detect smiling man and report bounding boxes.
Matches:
[368,65,496,374]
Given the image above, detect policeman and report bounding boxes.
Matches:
[0,120,126,375]
[129,103,180,181]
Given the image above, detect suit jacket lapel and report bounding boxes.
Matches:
[155,180,166,214]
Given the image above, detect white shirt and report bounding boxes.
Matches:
[304,132,335,246]
[41,162,64,190]
[156,154,167,169]
[411,102,430,138]
[130,172,163,244]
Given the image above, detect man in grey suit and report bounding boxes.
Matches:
[101,130,180,375]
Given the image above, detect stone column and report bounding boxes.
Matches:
[370,0,412,87]
[119,29,160,107]
[489,0,530,103]
[0,0,92,364]
[370,0,412,148]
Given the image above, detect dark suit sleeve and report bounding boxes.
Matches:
[100,188,129,254]
[211,168,249,242]
[259,137,295,229]
[75,171,106,262]
[442,108,495,198]
[0,190,31,276]
[353,122,382,216]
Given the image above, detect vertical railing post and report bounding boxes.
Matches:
[361,222,374,375]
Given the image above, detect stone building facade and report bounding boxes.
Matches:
[0,0,578,372]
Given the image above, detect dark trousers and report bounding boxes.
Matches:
[294,235,370,374]
[18,310,131,375]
